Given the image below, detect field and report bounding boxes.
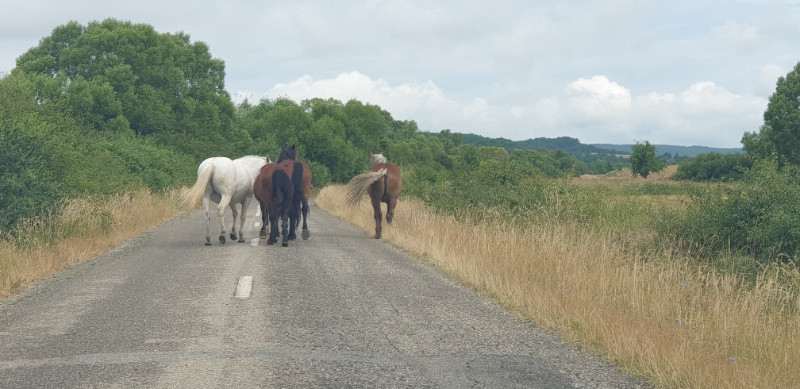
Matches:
[316,172,800,389]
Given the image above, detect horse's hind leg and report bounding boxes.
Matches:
[203,197,212,245]
[217,195,231,244]
[372,196,383,239]
[281,214,290,247]
[258,201,269,240]
[386,196,397,225]
[287,201,299,241]
[235,199,250,243]
[301,198,310,240]
[267,211,279,245]
[229,203,240,242]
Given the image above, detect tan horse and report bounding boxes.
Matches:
[345,153,403,239]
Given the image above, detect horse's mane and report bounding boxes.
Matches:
[277,146,297,163]
[371,153,387,165]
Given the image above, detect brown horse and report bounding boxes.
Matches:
[345,153,402,239]
[277,145,312,241]
[253,161,295,247]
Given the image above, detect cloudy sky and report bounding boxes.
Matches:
[2,1,799,147]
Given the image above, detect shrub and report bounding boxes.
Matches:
[679,159,800,262]
[673,152,752,181]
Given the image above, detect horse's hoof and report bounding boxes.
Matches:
[230,233,237,241]
[375,234,381,239]
[205,242,212,246]
[288,233,297,241]
[302,229,310,240]
[259,231,267,239]
[282,241,289,247]
[237,239,245,243]
[219,236,226,244]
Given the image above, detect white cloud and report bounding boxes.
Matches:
[562,76,632,125]
[633,81,766,146]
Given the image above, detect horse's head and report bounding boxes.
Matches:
[278,145,297,162]
[370,152,387,165]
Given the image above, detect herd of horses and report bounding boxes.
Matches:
[183,146,402,247]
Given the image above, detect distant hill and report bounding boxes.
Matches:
[591,144,743,157]
[450,132,743,159]
[460,134,616,155]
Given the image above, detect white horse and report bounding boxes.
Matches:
[183,155,270,245]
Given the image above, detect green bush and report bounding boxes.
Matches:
[673,152,751,181]
[679,159,800,262]
[0,72,197,231]
[306,160,331,188]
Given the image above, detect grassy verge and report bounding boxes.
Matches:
[317,184,800,389]
[0,189,188,300]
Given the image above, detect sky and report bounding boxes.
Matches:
[2,1,799,148]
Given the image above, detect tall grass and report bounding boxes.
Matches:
[0,189,188,299]
[317,184,800,388]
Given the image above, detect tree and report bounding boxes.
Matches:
[742,61,800,166]
[630,140,665,178]
[14,18,242,159]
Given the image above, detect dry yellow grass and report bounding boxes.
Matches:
[0,189,189,300]
[317,184,800,389]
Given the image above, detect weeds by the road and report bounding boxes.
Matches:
[317,184,800,389]
[0,189,188,300]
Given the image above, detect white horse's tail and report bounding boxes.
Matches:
[345,168,387,206]
[183,163,214,208]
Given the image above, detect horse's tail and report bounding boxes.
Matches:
[345,168,387,206]
[272,169,294,203]
[291,162,304,196]
[183,163,214,208]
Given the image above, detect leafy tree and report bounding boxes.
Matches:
[14,18,242,159]
[742,61,800,166]
[0,67,195,230]
[388,134,450,171]
[238,98,311,157]
[299,116,362,182]
[630,141,665,178]
[342,99,390,153]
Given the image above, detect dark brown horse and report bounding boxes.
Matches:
[253,161,295,247]
[345,153,402,239]
[276,145,312,241]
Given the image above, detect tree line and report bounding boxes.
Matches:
[0,19,592,231]
[4,19,800,263]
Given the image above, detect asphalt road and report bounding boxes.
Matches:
[0,201,647,388]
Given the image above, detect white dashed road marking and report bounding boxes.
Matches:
[235,276,253,299]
